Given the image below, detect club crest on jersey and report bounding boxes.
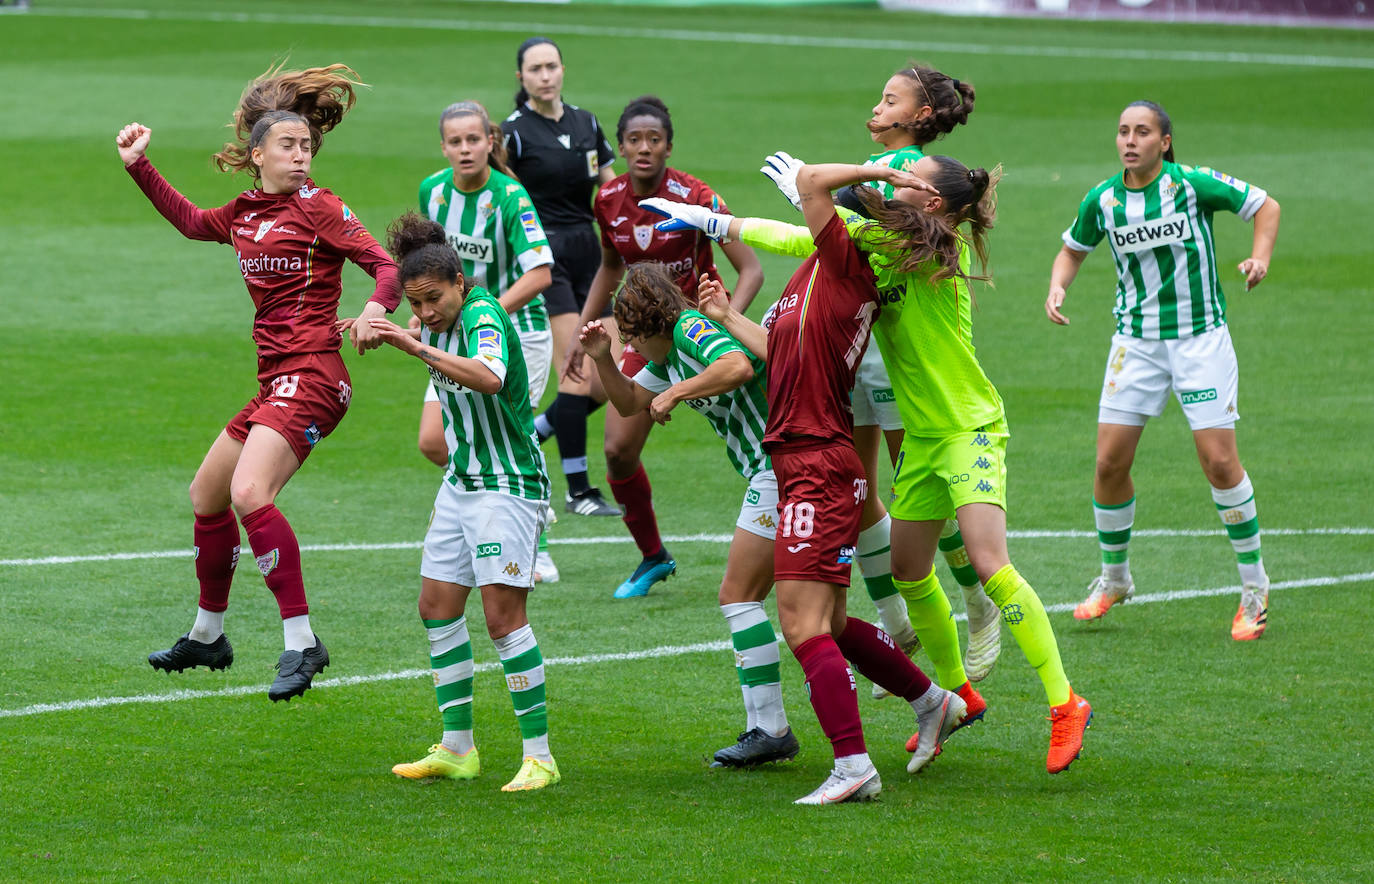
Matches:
[666,179,691,199]
[1159,174,1179,199]
[476,190,494,221]
[1109,213,1192,254]
[634,225,654,250]
[253,220,276,242]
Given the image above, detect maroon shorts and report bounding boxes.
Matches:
[226,351,352,465]
[770,441,867,586]
[619,344,648,378]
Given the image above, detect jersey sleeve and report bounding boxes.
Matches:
[814,211,870,281]
[592,115,616,169]
[1062,188,1106,252]
[462,297,511,387]
[499,183,555,273]
[633,360,672,394]
[316,192,401,312]
[1185,165,1268,221]
[693,180,730,216]
[124,156,235,244]
[738,216,814,258]
[675,313,748,367]
[594,189,616,251]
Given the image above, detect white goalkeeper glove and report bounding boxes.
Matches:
[760,151,804,212]
[639,198,735,243]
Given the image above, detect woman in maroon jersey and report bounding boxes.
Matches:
[115,63,400,702]
[563,95,763,599]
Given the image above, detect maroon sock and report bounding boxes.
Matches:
[794,634,865,757]
[193,509,241,613]
[607,463,663,558]
[239,503,308,619]
[836,616,933,702]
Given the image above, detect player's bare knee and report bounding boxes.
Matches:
[229,479,273,516]
[603,446,637,480]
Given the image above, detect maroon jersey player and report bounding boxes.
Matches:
[116,64,400,703]
[562,96,763,599]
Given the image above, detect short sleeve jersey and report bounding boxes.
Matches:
[633,310,770,479]
[501,103,615,229]
[595,169,728,294]
[1062,160,1268,340]
[419,167,555,334]
[127,160,399,360]
[864,145,926,198]
[421,285,550,501]
[763,212,879,448]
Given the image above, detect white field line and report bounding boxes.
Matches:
[29,7,1374,70]
[2,571,1370,720]
[2,526,1370,568]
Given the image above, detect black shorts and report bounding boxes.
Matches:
[544,223,610,318]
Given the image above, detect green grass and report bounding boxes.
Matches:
[2,1,1373,880]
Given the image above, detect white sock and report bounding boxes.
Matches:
[282,614,314,652]
[835,752,874,776]
[752,684,789,737]
[441,731,475,755]
[189,607,224,643]
[911,682,946,715]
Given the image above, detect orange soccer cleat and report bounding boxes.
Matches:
[1047,690,1092,774]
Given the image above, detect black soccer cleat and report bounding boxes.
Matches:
[148,633,234,673]
[268,636,329,702]
[710,727,800,768]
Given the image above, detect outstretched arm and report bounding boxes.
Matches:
[795,161,934,242]
[117,123,231,243]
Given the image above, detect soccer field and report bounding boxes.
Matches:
[2,1,1372,880]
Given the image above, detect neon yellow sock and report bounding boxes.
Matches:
[894,571,966,689]
[985,565,1070,706]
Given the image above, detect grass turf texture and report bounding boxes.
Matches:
[2,1,1372,880]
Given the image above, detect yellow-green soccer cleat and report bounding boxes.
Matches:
[501,756,561,792]
[391,744,480,781]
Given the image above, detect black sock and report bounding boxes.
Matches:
[553,393,592,495]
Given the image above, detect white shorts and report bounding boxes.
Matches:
[850,345,901,431]
[736,469,780,540]
[422,328,553,408]
[1098,327,1240,430]
[420,483,548,589]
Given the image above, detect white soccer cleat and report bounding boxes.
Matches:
[1232,583,1269,641]
[794,765,881,805]
[1073,575,1134,621]
[534,550,559,584]
[963,605,1001,683]
[907,688,967,774]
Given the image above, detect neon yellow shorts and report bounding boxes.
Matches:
[889,419,1009,522]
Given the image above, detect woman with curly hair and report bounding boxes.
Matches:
[117,63,400,702]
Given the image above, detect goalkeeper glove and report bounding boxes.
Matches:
[760,151,804,211]
[639,198,735,243]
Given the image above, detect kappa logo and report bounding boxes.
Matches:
[503,561,522,577]
[253,220,276,242]
[975,479,994,493]
[557,134,571,149]
[973,456,992,470]
[634,225,654,250]
[971,433,991,447]
[753,513,776,529]
[256,549,280,577]
[787,542,812,554]
[506,673,531,691]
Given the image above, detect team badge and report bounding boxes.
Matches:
[476,190,494,222]
[253,220,276,242]
[256,549,280,577]
[634,225,654,250]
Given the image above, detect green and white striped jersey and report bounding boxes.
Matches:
[1063,160,1267,340]
[633,310,771,480]
[419,167,554,335]
[864,145,925,199]
[422,285,550,501]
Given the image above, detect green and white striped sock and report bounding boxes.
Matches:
[722,602,787,736]
[1094,496,1135,584]
[1213,474,1267,588]
[425,615,475,755]
[495,624,550,760]
[857,516,915,645]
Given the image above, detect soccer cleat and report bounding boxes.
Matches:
[501,756,561,792]
[534,549,560,584]
[565,487,621,517]
[148,633,234,673]
[1047,690,1092,774]
[1073,575,1135,620]
[905,682,985,752]
[711,727,800,768]
[964,607,1001,683]
[392,744,480,781]
[613,553,676,599]
[906,688,967,774]
[871,633,922,700]
[1231,584,1269,641]
[268,635,329,702]
[794,765,881,805]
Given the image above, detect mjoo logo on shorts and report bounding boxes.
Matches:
[476,543,503,558]
[1179,388,1218,404]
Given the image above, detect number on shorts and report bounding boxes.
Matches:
[270,374,300,398]
[780,501,815,539]
[337,380,352,406]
